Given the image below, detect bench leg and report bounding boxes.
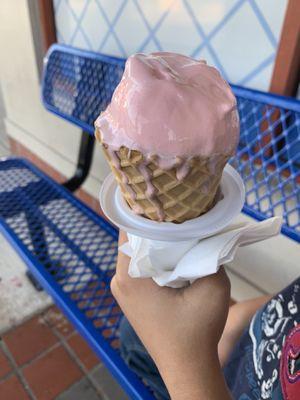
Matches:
[25,211,51,291]
[26,270,44,291]
[63,131,94,192]
[26,211,69,290]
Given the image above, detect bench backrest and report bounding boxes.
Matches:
[42,44,125,134]
[42,44,300,242]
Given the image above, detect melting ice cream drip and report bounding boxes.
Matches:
[138,163,165,221]
[176,160,190,181]
[106,147,137,201]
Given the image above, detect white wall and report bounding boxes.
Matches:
[54,0,288,91]
[0,83,9,157]
[0,0,110,198]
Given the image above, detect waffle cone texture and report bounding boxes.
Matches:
[96,129,228,223]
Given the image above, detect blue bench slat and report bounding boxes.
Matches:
[0,157,154,400]
[41,44,299,242]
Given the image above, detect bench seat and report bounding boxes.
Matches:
[0,157,154,400]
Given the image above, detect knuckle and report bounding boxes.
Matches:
[110,274,129,296]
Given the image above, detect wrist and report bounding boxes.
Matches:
[158,348,231,400]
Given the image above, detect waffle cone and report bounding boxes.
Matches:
[96,129,228,223]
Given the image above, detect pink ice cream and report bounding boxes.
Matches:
[95,52,239,164]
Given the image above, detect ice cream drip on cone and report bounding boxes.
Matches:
[97,129,229,223]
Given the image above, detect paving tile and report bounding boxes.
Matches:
[90,365,129,400]
[0,346,12,379]
[67,334,100,370]
[2,315,58,366]
[0,375,30,400]
[23,345,82,400]
[56,376,103,400]
[43,306,74,338]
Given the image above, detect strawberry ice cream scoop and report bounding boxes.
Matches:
[95,52,239,162]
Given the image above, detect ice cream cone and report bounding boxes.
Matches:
[96,129,228,223]
[95,53,239,223]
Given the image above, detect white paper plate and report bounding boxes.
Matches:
[100,164,245,241]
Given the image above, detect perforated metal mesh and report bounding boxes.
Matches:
[42,46,125,134]
[0,157,122,341]
[230,93,299,240]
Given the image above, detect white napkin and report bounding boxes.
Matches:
[119,217,282,288]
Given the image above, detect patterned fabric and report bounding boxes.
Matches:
[224,278,300,399]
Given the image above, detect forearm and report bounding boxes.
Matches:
[159,351,232,400]
[219,295,272,366]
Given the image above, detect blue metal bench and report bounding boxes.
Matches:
[0,44,299,400]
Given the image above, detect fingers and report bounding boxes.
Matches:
[116,231,131,279]
[114,231,154,292]
[111,230,131,298]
